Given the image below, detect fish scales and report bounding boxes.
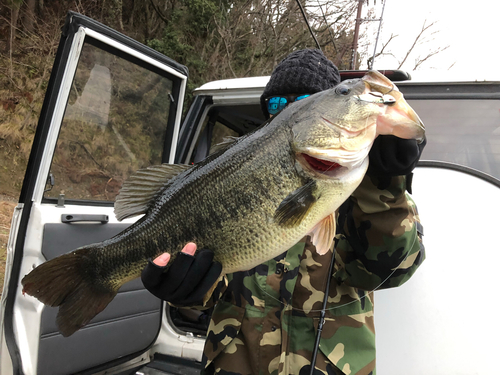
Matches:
[21,71,425,336]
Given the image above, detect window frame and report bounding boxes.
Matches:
[40,34,184,206]
[20,12,188,208]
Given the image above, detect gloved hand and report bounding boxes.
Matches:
[141,243,222,306]
[367,135,426,191]
[368,135,427,177]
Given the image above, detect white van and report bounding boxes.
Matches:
[1,12,499,375]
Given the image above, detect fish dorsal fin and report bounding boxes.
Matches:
[209,136,240,154]
[308,214,336,255]
[274,180,318,227]
[114,164,192,221]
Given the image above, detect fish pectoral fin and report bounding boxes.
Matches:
[274,180,318,227]
[308,214,336,255]
[114,163,192,221]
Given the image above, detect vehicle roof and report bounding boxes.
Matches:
[193,69,500,97]
[408,69,500,84]
[194,76,270,92]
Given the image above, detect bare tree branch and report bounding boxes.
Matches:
[413,45,449,70]
[397,20,436,69]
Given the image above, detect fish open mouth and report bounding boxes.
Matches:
[300,153,343,176]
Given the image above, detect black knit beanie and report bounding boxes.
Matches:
[260,49,340,118]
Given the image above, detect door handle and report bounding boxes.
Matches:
[61,214,109,224]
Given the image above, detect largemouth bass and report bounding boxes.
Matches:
[22,71,425,336]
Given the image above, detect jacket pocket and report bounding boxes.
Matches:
[318,316,376,375]
[203,300,245,367]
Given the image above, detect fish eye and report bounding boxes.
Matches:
[335,86,350,95]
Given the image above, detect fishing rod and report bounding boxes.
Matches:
[316,0,337,52]
[296,0,321,50]
[309,245,337,374]
[370,0,387,70]
[307,196,349,375]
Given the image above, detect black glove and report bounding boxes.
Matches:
[141,248,222,306]
[367,135,426,191]
[368,135,426,177]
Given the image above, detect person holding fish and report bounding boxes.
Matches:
[22,47,425,372]
[141,49,426,375]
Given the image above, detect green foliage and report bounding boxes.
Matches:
[147,0,225,101]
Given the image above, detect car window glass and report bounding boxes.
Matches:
[410,99,500,180]
[190,117,239,164]
[209,122,239,153]
[44,42,173,202]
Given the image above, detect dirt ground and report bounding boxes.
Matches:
[0,196,18,297]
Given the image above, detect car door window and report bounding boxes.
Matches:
[411,99,500,180]
[44,40,174,202]
[188,104,264,164]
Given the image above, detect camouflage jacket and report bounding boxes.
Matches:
[201,175,425,375]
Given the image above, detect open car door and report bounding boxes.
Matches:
[1,12,188,375]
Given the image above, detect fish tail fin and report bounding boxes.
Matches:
[21,247,117,337]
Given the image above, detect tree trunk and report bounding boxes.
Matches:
[7,3,20,56]
[25,0,37,34]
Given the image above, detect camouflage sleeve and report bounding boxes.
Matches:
[333,174,425,291]
[201,275,229,309]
